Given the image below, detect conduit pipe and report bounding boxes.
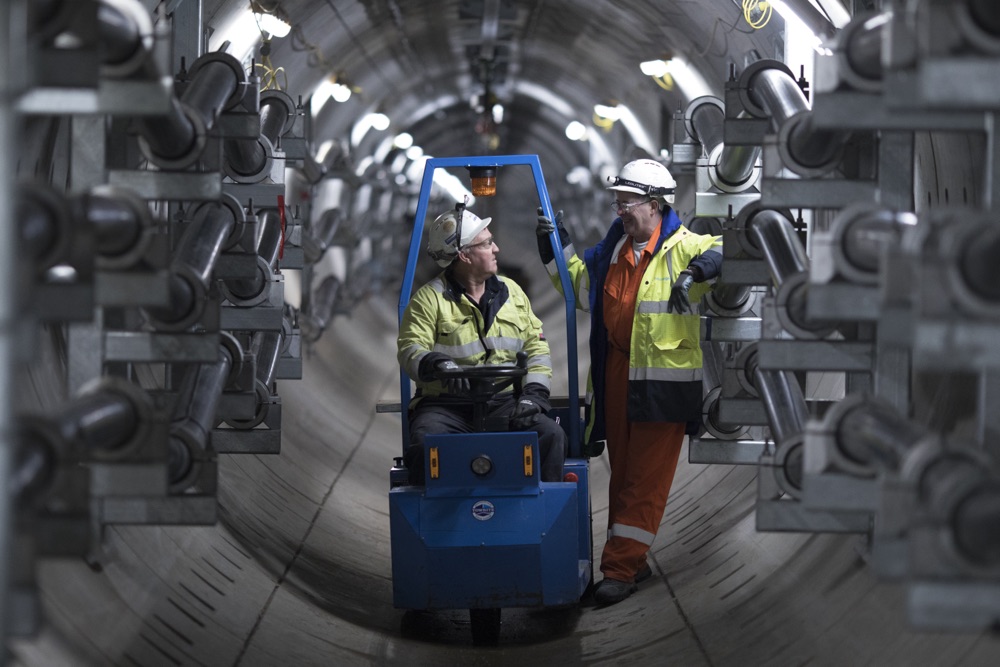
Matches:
[755,367,809,495]
[224,92,295,181]
[686,97,761,190]
[222,207,282,306]
[834,400,926,473]
[225,328,285,430]
[831,204,912,285]
[135,50,247,169]
[143,202,238,330]
[748,208,809,287]
[168,343,234,489]
[742,61,850,176]
[15,386,143,502]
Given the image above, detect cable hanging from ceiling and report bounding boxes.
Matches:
[743,0,773,30]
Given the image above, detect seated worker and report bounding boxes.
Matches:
[397,204,567,485]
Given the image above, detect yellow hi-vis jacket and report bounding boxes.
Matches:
[398,272,553,404]
[544,209,721,444]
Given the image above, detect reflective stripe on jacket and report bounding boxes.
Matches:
[545,208,721,443]
[398,272,552,402]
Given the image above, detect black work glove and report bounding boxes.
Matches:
[667,271,695,314]
[535,207,571,264]
[434,358,470,394]
[509,397,543,430]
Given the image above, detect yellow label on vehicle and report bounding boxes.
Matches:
[430,447,439,479]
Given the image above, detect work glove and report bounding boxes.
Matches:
[509,397,543,431]
[666,270,695,314]
[434,358,470,394]
[535,207,571,264]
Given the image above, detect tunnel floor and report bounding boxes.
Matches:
[10,299,1000,666]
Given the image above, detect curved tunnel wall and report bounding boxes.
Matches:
[12,291,1000,666]
[9,1,1000,665]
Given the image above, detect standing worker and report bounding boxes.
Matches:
[535,159,722,605]
[399,204,567,485]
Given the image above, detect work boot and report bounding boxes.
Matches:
[635,562,653,583]
[594,577,637,605]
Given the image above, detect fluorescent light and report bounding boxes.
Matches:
[256,13,291,38]
[663,57,714,100]
[368,112,390,131]
[331,82,352,102]
[393,132,414,150]
[593,103,621,121]
[565,120,587,141]
[770,0,824,53]
[640,59,669,77]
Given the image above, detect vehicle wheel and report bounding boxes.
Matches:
[469,607,501,645]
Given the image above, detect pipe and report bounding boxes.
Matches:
[688,100,760,188]
[14,389,140,502]
[837,207,909,279]
[959,224,1000,302]
[300,275,341,342]
[135,51,246,166]
[951,482,1000,567]
[967,0,1000,39]
[690,102,724,156]
[748,209,808,287]
[16,185,64,272]
[144,203,234,328]
[168,345,233,487]
[753,368,808,447]
[223,208,282,303]
[82,191,144,261]
[844,14,885,84]
[96,0,143,70]
[835,402,926,472]
[747,66,848,173]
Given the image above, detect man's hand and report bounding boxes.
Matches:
[535,207,570,264]
[434,358,470,394]
[509,397,543,430]
[667,271,695,314]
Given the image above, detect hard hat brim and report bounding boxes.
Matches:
[607,184,646,195]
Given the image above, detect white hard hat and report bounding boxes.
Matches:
[426,206,492,267]
[607,159,677,204]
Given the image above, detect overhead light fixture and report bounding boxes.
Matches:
[393,132,414,150]
[565,120,587,141]
[330,82,352,102]
[255,12,291,38]
[639,59,670,77]
[368,112,390,131]
[593,103,622,121]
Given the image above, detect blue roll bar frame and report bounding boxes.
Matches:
[396,154,581,456]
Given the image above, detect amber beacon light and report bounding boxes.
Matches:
[467,166,498,196]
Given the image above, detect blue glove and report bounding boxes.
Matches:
[509,397,543,430]
[434,358,470,394]
[667,271,695,314]
[536,208,571,264]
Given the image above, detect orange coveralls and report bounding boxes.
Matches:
[600,221,687,582]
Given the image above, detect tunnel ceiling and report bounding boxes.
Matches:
[203,0,787,180]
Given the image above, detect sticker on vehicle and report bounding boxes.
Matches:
[472,500,495,521]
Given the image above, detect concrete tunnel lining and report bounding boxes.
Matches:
[11,288,1000,665]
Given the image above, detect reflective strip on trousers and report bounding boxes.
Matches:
[608,522,656,546]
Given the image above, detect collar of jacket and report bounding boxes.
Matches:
[442,269,502,302]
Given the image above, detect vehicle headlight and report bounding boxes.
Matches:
[470,455,493,476]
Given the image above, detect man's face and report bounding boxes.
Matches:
[613,192,659,242]
[459,228,498,276]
